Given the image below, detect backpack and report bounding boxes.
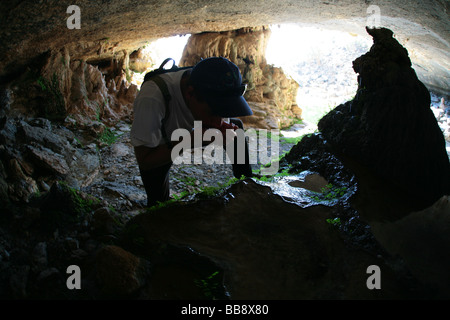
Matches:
[142,58,192,147]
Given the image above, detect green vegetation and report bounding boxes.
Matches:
[73,136,84,148]
[311,183,347,202]
[193,175,246,199]
[63,182,101,215]
[194,271,222,300]
[98,126,120,146]
[326,217,342,226]
[172,190,190,201]
[279,135,304,145]
[254,165,292,183]
[196,176,239,199]
[39,182,101,231]
[36,73,66,121]
[87,96,120,147]
[147,176,246,212]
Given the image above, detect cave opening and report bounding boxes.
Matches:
[109,22,449,183]
[127,24,373,128]
[128,34,191,87]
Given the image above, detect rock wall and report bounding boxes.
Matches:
[2,46,137,128]
[0,46,140,206]
[1,1,449,96]
[180,27,301,129]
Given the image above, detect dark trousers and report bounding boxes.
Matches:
[139,118,252,207]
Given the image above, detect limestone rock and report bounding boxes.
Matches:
[27,52,137,128]
[1,1,448,96]
[370,195,450,297]
[180,27,300,129]
[19,120,70,154]
[7,158,39,203]
[95,245,149,296]
[26,145,70,177]
[129,48,155,73]
[318,27,450,210]
[122,179,418,299]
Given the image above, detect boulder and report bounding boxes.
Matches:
[318,27,450,211]
[121,179,419,299]
[95,245,149,297]
[26,145,70,177]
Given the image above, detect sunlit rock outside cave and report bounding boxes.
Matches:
[0,0,449,301]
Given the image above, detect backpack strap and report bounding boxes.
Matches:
[142,58,193,148]
[148,75,172,148]
[159,58,176,70]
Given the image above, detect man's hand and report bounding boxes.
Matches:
[204,120,239,145]
[218,120,239,135]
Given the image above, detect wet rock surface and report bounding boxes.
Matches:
[120,178,420,300]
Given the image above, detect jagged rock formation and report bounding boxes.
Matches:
[2,47,137,130]
[0,117,98,204]
[180,27,301,129]
[318,27,450,211]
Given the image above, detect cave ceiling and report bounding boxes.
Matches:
[0,0,449,93]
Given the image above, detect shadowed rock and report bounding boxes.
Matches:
[121,179,420,299]
[318,27,450,212]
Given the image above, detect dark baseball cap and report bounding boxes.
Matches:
[189,57,253,117]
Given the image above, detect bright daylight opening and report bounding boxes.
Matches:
[131,25,372,131]
[130,34,191,86]
[266,24,372,127]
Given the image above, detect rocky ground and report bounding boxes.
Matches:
[0,116,310,299]
[83,121,311,213]
[1,95,448,299]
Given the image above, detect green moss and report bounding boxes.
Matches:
[36,73,66,121]
[280,135,304,145]
[310,184,348,202]
[38,182,100,232]
[326,217,341,226]
[63,182,100,216]
[196,176,245,199]
[194,271,222,300]
[145,176,246,212]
